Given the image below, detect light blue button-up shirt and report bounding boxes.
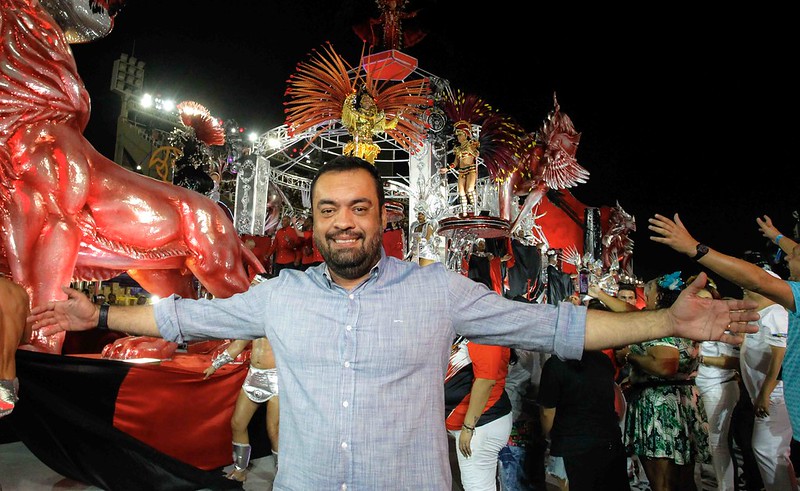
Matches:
[155,253,586,490]
[780,281,800,437]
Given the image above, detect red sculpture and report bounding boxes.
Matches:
[601,202,636,276]
[496,94,590,234]
[0,0,264,354]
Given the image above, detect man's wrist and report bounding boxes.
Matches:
[96,304,109,330]
[692,243,709,261]
[774,234,784,245]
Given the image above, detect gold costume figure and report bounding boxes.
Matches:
[450,121,480,217]
[341,88,400,164]
[284,43,430,166]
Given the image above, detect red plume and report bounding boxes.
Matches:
[177,101,225,146]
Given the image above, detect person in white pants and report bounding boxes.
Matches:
[741,278,798,491]
[693,276,741,491]
[696,340,740,491]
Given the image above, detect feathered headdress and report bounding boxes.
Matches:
[442,89,523,178]
[284,42,431,157]
[177,101,225,146]
[442,90,492,129]
[657,271,685,291]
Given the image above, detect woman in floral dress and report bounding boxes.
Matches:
[619,272,711,491]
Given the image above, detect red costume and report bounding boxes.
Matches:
[241,234,274,274]
[268,226,302,269]
[382,226,405,260]
[301,230,324,267]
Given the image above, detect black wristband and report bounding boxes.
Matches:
[693,243,709,261]
[97,304,109,330]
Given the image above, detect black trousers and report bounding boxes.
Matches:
[562,441,630,491]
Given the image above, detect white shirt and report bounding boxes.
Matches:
[695,340,740,387]
[741,303,788,402]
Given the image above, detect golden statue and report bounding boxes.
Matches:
[284,42,430,165]
[341,87,401,163]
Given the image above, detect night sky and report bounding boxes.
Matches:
[69,1,797,296]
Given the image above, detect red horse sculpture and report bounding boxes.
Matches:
[0,0,264,354]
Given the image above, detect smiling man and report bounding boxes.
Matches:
[29,156,759,490]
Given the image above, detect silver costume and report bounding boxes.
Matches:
[242,366,279,403]
[0,377,18,418]
[232,442,251,472]
[407,221,439,262]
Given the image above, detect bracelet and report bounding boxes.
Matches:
[96,304,109,330]
[211,350,235,370]
[775,234,784,245]
[462,423,475,432]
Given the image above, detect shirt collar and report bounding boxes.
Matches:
[320,250,385,291]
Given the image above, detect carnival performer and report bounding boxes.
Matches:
[440,90,522,220]
[341,85,400,164]
[352,0,427,51]
[442,121,480,217]
[406,208,438,266]
[202,274,279,482]
[0,275,30,418]
[204,336,279,482]
[284,42,430,165]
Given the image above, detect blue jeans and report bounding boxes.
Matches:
[498,444,536,491]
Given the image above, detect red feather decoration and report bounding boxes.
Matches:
[284,42,431,157]
[177,101,225,147]
[443,89,523,179]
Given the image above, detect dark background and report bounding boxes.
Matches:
[70,1,797,297]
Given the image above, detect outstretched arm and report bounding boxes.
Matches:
[648,213,795,311]
[587,285,637,313]
[757,214,798,257]
[583,272,758,350]
[28,286,160,337]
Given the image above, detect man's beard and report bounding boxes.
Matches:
[317,231,383,280]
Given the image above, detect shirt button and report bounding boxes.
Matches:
[341,441,348,449]
[349,294,354,300]
[344,361,351,368]
[346,325,352,331]
[343,400,349,407]
[341,484,347,491]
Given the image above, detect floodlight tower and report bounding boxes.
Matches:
[110,53,145,166]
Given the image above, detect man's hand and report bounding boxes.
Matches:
[648,213,699,257]
[669,273,759,344]
[27,286,98,336]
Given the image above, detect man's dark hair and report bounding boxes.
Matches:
[617,282,636,293]
[586,298,610,311]
[310,156,386,208]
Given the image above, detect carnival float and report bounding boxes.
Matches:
[0,0,639,488]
